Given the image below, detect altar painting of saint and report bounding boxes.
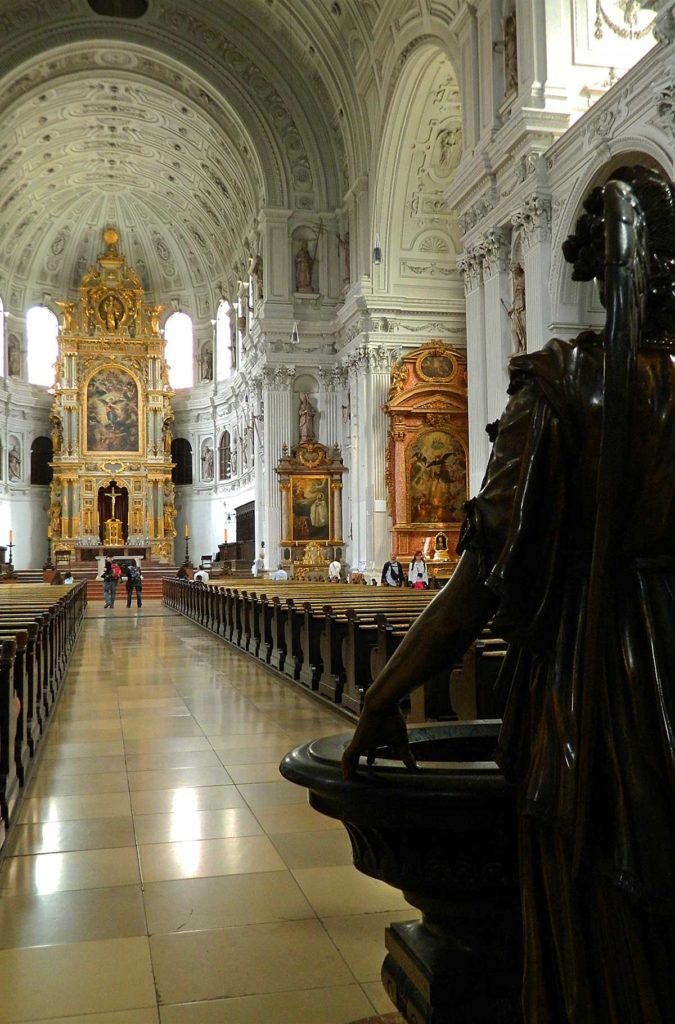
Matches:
[86,367,140,452]
[291,475,330,542]
[409,430,466,524]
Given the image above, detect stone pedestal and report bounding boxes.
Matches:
[281,723,523,1024]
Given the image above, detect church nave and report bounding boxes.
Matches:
[0,606,410,1024]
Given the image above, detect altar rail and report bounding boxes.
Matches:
[0,583,88,854]
[164,579,508,721]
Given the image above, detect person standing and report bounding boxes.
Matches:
[125,562,143,608]
[101,558,118,609]
[381,553,403,587]
[408,550,429,589]
[328,557,342,582]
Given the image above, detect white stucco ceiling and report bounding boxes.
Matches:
[0,0,384,319]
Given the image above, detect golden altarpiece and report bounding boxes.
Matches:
[384,342,468,581]
[275,441,347,578]
[48,228,176,564]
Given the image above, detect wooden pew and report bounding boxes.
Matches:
[460,634,509,719]
[0,636,18,828]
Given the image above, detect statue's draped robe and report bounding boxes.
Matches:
[459,334,675,1023]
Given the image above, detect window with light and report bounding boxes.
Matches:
[164,311,194,389]
[27,305,59,387]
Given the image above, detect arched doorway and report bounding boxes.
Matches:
[30,436,54,485]
[98,480,129,543]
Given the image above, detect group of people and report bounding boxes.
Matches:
[100,558,143,608]
[381,550,429,588]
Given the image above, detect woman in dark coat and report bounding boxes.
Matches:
[343,167,675,1022]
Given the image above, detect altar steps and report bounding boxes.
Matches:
[11,571,45,583]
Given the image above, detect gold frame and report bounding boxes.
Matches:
[289,474,331,544]
[82,363,144,457]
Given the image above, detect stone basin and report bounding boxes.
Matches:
[280,720,523,1024]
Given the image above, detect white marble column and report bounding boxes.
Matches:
[480,229,513,422]
[512,195,552,353]
[317,366,346,449]
[345,176,370,282]
[258,365,294,563]
[343,345,394,570]
[458,248,491,496]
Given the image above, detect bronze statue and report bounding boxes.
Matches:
[343,167,675,1022]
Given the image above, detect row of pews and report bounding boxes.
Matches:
[164,579,510,721]
[0,582,87,852]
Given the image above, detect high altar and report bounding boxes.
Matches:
[48,228,176,564]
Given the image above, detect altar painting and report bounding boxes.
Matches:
[409,430,466,524]
[86,368,140,452]
[290,475,330,542]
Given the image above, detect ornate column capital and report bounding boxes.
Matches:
[342,343,395,376]
[653,70,675,137]
[476,228,510,280]
[260,364,296,389]
[511,194,552,249]
[457,245,483,293]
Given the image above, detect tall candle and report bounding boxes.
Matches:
[9,530,13,544]
[184,523,189,537]
[47,526,52,540]
[224,529,227,541]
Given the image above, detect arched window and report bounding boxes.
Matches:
[164,311,194,389]
[171,438,193,485]
[30,436,53,485]
[26,306,59,387]
[216,301,233,380]
[218,431,231,481]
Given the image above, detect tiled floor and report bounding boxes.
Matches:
[0,603,416,1023]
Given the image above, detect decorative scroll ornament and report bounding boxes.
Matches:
[594,0,655,39]
[511,195,552,248]
[654,75,675,138]
[456,247,483,292]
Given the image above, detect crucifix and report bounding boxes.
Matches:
[105,484,120,519]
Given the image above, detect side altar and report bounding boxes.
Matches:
[48,228,177,564]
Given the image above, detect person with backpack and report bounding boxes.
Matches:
[125,562,142,608]
[101,558,119,609]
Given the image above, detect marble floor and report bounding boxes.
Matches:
[0,602,416,1024]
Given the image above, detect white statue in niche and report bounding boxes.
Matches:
[201,344,213,381]
[202,442,214,481]
[503,263,527,353]
[295,241,315,293]
[504,10,518,97]
[8,439,21,481]
[298,393,317,442]
[433,127,462,176]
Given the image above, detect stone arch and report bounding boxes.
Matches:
[370,41,464,308]
[171,437,192,485]
[551,148,672,333]
[30,435,53,486]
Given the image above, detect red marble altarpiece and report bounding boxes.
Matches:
[384,342,468,569]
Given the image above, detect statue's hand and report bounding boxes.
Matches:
[341,703,417,780]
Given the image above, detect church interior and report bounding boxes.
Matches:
[0,1,673,1021]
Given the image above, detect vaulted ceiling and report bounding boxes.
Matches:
[0,0,412,321]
